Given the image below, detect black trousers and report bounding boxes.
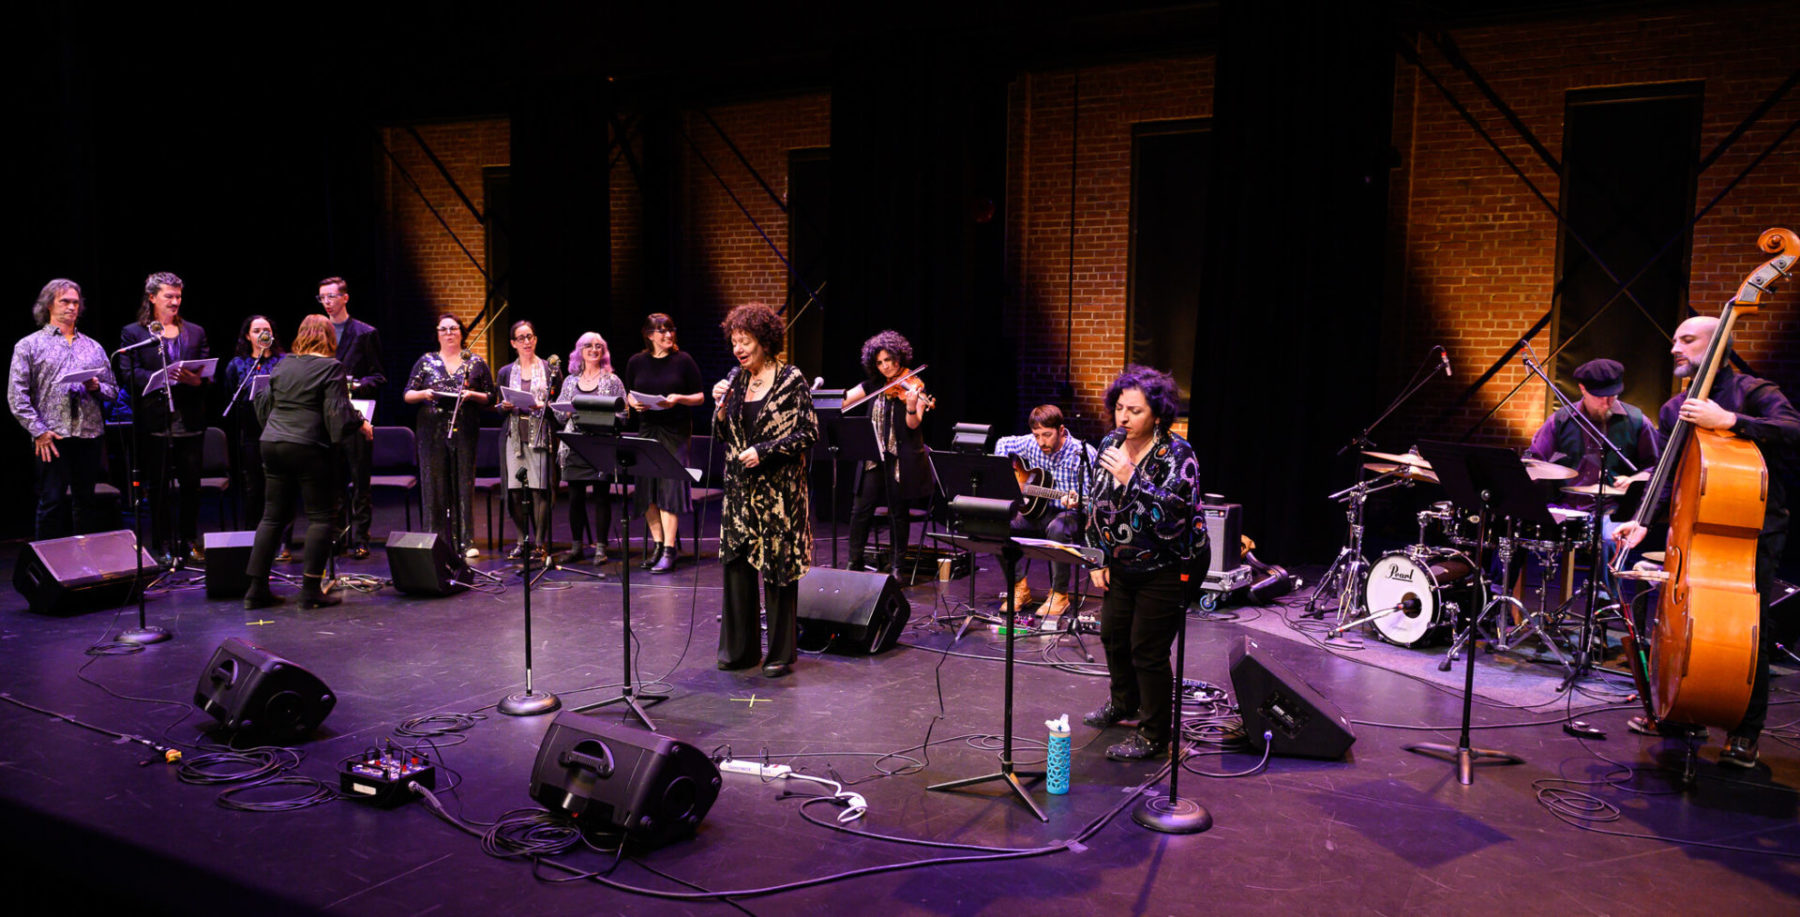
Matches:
[142,430,202,552]
[719,557,798,668]
[1098,565,1187,746]
[567,478,614,544]
[419,428,477,552]
[1010,508,1085,593]
[247,441,338,584]
[337,435,373,546]
[33,434,108,539]
[848,459,913,568]
[1738,518,1788,739]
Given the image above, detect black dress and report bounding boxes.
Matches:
[408,352,493,552]
[623,350,702,514]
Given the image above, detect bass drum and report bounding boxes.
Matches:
[1361,550,1483,647]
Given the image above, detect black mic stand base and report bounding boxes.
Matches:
[575,691,662,731]
[118,625,171,645]
[1132,791,1212,834]
[499,689,562,717]
[1403,742,1523,786]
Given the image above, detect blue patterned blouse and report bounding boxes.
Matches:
[1083,428,1202,574]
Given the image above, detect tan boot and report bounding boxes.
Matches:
[1041,590,1071,624]
[1011,578,1034,610]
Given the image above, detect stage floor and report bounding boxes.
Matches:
[2,525,1796,915]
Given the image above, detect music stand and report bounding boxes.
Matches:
[810,390,845,567]
[1406,440,1533,784]
[825,410,884,569]
[927,497,1103,822]
[561,427,691,730]
[926,452,1019,640]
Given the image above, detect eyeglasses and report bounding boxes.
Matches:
[316,293,345,302]
[437,327,460,334]
[582,343,605,350]
[513,333,537,342]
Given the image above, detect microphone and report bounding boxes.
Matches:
[812,376,824,390]
[1439,348,1453,377]
[113,330,162,356]
[257,330,273,344]
[148,320,163,336]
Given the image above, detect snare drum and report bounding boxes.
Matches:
[1362,549,1484,647]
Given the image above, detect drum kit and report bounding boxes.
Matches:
[1308,444,1645,673]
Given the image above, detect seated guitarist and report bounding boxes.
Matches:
[993,404,1098,624]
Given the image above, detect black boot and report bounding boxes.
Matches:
[300,574,342,609]
[651,544,677,574]
[243,581,282,610]
[639,543,665,571]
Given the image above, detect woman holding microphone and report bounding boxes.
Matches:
[1081,365,1202,761]
[710,303,817,678]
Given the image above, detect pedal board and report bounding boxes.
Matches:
[340,745,436,807]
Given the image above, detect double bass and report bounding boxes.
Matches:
[1614,227,1799,729]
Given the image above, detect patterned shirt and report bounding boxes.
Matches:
[9,325,118,440]
[1083,428,1202,573]
[994,432,1098,495]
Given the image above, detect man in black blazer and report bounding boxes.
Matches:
[119,271,210,565]
[318,276,385,558]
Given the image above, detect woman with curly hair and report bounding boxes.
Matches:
[1081,365,1202,761]
[709,303,817,677]
[843,329,932,574]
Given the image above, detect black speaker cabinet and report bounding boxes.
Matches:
[385,531,466,596]
[1228,635,1356,759]
[193,638,335,740]
[796,567,911,654]
[1200,499,1243,576]
[203,531,257,598]
[529,711,720,849]
[12,530,157,614]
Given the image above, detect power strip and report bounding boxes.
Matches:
[717,759,792,779]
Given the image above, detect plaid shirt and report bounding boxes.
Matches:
[9,325,118,440]
[994,432,1098,495]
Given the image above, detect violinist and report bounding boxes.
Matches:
[1614,315,1800,767]
[844,330,933,575]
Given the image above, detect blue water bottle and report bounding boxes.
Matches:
[1047,715,1072,795]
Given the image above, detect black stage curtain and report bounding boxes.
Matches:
[1192,3,1396,562]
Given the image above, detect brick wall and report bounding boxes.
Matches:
[379,118,510,366]
[604,94,831,375]
[1389,4,1800,447]
[1005,57,1214,435]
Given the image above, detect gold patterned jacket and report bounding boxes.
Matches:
[715,362,817,585]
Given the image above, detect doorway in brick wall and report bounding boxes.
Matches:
[1128,118,1211,404]
[1550,82,1702,415]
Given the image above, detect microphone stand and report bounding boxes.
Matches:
[118,328,173,645]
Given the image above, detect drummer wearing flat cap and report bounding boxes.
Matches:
[1525,357,1662,488]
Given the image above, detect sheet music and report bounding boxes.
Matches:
[250,374,270,399]
[351,398,376,424]
[54,367,102,387]
[629,390,674,411]
[501,386,540,411]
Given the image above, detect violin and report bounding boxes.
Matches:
[885,376,937,411]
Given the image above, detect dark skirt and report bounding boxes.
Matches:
[632,419,692,513]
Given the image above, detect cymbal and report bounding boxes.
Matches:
[1562,481,1629,497]
[1521,457,1578,481]
[1362,449,1432,469]
[1364,462,1440,484]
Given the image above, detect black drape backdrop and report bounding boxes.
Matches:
[826,36,1012,431]
[1190,4,1396,563]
